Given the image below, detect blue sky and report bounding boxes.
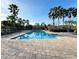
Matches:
[1,0,77,25]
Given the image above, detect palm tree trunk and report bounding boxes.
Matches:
[52,19,55,31]
[69,18,71,32]
[52,19,55,26]
[63,16,64,26]
[67,18,71,32]
[57,17,60,32]
[58,17,59,26]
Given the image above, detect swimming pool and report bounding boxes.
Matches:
[16,30,58,40]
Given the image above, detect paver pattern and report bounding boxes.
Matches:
[1,31,77,59]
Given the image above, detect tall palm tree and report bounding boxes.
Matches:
[57,6,62,26]
[72,8,77,31]
[61,8,68,26]
[72,8,77,18]
[8,4,19,16]
[66,8,77,32]
[22,19,26,26]
[26,19,29,26]
[52,6,62,26]
[67,8,74,31]
[7,4,19,27]
[17,18,23,26]
[67,8,74,21]
[48,9,56,26]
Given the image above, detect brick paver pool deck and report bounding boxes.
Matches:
[1,31,77,59]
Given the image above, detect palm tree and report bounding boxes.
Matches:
[41,22,46,26]
[67,8,74,31]
[22,19,26,26]
[61,8,68,26]
[48,8,56,26]
[65,8,77,32]
[26,19,29,26]
[41,22,47,30]
[48,6,77,32]
[57,6,62,26]
[67,8,75,22]
[65,21,76,25]
[17,18,23,26]
[72,8,77,27]
[7,4,19,29]
[8,4,19,16]
[51,6,62,26]
[72,8,77,18]
[7,15,15,25]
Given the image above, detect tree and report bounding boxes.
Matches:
[41,22,47,30]
[72,8,77,27]
[26,19,29,26]
[67,8,76,31]
[57,6,62,26]
[41,22,46,26]
[65,20,77,32]
[61,8,68,25]
[65,21,76,26]
[72,8,77,18]
[48,9,56,26]
[35,23,40,26]
[8,4,19,16]
[17,18,24,26]
[7,15,15,26]
[7,4,19,25]
[67,8,74,20]
[49,6,62,26]
[22,19,26,26]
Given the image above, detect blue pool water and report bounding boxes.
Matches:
[16,30,58,40]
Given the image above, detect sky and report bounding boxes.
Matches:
[1,0,77,25]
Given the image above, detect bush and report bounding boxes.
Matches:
[26,25,33,30]
[48,25,76,32]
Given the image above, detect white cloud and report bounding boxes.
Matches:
[1,0,34,22]
[1,0,24,21]
[1,13,7,21]
[1,0,13,9]
[1,0,13,21]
